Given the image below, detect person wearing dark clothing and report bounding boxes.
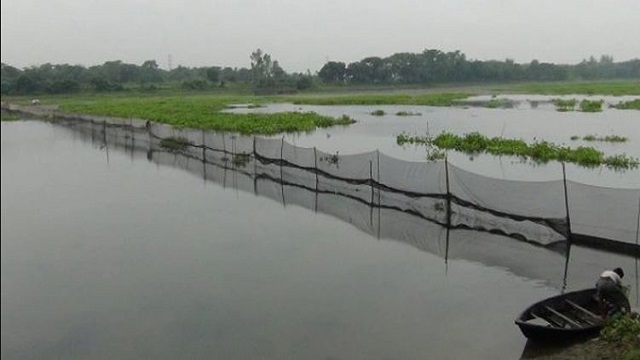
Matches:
[596,267,630,316]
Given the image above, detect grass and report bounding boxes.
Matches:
[54,95,355,135]
[371,109,386,116]
[397,131,639,170]
[601,313,640,358]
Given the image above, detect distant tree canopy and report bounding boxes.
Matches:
[318,49,640,85]
[0,60,254,95]
[1,49,638,95]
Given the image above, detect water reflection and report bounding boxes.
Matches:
[57,118,639,292]
[2,119,638,360]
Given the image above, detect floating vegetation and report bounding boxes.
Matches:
[508,80,640,96]
[371,109,386,116]
[426,148,446,161]
[571,135,628,143]
[289,93,469,106]
[395,111,422,116]
[579,99,604,112]
[160,136,194,152]
[397,132,639,170]
[483,98,516,109]
[553,98,577,112]
[58,97,356,135]
[611,99,640,110]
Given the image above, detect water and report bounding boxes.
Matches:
[227,98,640,188]
[2,119,639,360]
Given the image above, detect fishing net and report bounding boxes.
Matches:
[56,119,639,251]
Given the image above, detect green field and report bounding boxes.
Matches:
[2,80,638,134]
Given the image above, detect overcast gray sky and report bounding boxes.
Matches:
[2,0,639,72]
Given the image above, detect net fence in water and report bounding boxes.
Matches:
[54,118,640,254]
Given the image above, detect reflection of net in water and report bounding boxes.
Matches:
[57,117,640,255]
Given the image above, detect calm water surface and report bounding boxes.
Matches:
[230,98,640,188]
[1,118,638,360]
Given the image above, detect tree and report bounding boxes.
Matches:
[249,49,287,89]
[14,75,39,94]
[318,61,346,83]
[140,60,162,84]
[206,67,220,83]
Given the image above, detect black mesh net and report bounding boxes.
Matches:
[56,118,639,254]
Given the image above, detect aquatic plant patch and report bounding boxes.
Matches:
[579,99,604,112]
[553,98,577,112]
[506,80,640,96]
[397,132,639,170]
[571,135,628,143]
[287,93,470,106]
[395,111,422,116]
[57,96,355,135]
[611,99,640,110]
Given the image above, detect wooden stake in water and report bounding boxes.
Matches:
[561,162,572,243]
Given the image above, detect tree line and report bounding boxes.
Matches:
[2,49,638,95]
[318,50,640,85]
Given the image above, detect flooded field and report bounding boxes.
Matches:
[227,96,639,188]
[2,100,639,360]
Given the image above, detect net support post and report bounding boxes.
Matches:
[561,162,573,244]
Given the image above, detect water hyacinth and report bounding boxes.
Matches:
[397,131,639,170]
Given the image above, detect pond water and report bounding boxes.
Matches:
[2,119,639,360]
[227,97,639,188]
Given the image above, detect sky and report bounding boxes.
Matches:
[2,0,639,73]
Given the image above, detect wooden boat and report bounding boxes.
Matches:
[515,288,620,343]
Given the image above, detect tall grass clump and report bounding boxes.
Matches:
[371,109,386,116]
[397,131,639,170]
